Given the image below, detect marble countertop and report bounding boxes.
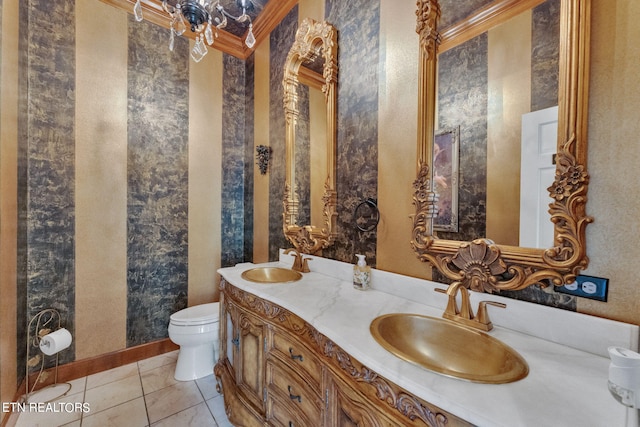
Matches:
[218,253,639,427]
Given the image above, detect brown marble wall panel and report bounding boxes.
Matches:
[437,34,488,243]
[16,0,29,383]
[126,17,189,346]
[17,0,77,377]
[498,285,577,309]
[243,54,256,264]
[268,7,298,260]
[531,0,560,111]
[221,53,255,267]
[324,0,380,265]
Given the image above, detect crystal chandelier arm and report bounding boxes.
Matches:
[215,4,251,24]
[209,1,255,48]
[134,0,255,60]
[161,0,175,14]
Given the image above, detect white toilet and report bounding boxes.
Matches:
[168,302,220,381]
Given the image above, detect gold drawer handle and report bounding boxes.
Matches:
[289,347,304,362]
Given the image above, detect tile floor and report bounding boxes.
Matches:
[9,351,232,427]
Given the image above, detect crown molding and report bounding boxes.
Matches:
[439,0,546,52]
[98,0,298,59]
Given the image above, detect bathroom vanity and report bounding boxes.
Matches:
[215,253,639,426]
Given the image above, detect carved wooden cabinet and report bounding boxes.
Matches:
[266,328,324,426]
[218,299,266,426]
[326,372,399,426]
[215,279,471,427]
[232,300,266,414]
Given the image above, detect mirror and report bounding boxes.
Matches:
[412,0,592,292]
[283,18,338,254]
[435,0,561,248]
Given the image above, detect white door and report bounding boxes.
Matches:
[520,106,558,249]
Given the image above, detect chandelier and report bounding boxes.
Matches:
[133,0,256,62]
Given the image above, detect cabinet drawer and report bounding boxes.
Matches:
[266,391,321,427]
[270,329,323,390]
[266,359,322,423]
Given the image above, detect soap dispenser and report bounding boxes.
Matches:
[353,254,371,291]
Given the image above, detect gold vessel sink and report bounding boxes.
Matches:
[241,267,302,283]
[370,313,528,384]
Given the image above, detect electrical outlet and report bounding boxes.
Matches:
[557,274,608,302]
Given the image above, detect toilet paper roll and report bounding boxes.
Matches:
[39,328,72,356]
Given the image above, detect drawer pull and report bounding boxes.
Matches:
[289,423,294,427]
[289,347,304,362]
[288,385,302,403]
[231,336,239,349]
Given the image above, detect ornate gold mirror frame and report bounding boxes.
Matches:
[411,0,592,292]
[283,18,338,254]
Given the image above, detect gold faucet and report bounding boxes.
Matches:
[284,248,311,273]
[440,282,506,331]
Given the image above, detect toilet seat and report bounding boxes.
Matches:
[170,303,219,326]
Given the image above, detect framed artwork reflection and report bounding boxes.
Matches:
[433,126,459,232]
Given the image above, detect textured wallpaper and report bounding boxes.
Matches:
[18,0,77,373]
[532,0,560,111]
[221,53,255,267]
[437,34,488,244]
[323,0,380,265]
[126,17,189,346]
[268,7,298,259]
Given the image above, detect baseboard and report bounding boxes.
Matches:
[2,338,178,427]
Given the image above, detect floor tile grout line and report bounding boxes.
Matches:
[79,376,87,427]
[149,398,210,426]
[79,395,146,421]
[71,367,148,424]
[84,363,140,392]
[195,377,220,425]
[137,356,179,375]
[144,372,220,425]
[82,373,146,417]
[13,353,229,427]
[137,360,152,427]
[85,351,178,390]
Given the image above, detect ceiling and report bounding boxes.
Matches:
[100,0,297,59]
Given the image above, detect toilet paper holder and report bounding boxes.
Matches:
[23,308,72,403]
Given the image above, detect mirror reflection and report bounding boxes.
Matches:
[411,0,592,292]
[294,62,328,230]
[434,0,560,249]
[282,18,338,255]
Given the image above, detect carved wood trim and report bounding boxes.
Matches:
[214,359,265,427]
[221,280,470,427]
[298,66,325,89]
[411,0,593,292]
